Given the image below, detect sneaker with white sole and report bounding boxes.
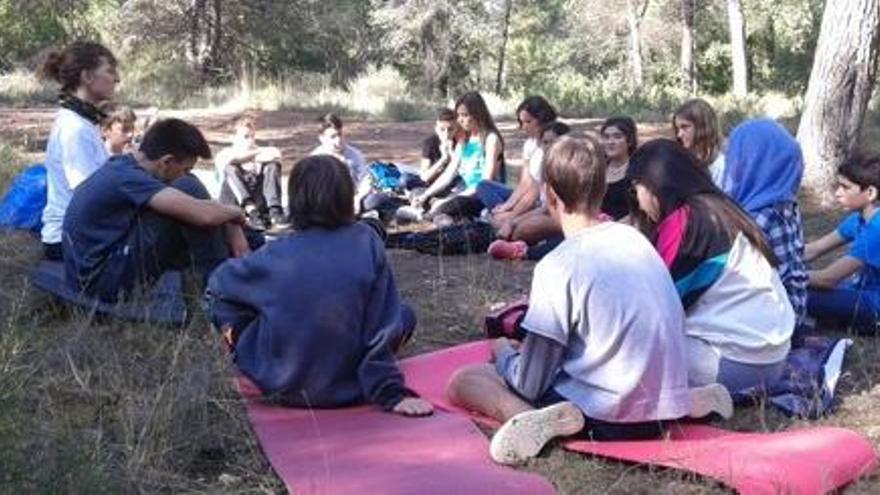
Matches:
[689,383,734,420]
[489,401,585,465]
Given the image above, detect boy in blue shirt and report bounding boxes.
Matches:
[805,154,880,330]
[63,118,249,302]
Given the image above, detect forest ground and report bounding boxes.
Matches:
[1,107,878,494]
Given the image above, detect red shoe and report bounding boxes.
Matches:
[487,239,529,260]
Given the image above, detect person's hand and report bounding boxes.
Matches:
[491,337,514,361]
[225,225,251,258]
[498,221,516,240]
[412,195,425,208]
[392,397,434,417]
[224,205,247,225]
[492,202,512,215]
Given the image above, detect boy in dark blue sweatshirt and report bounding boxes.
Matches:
[207,155,432,416]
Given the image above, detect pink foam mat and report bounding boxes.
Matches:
[237,376,555,494]
[399,340,879,495]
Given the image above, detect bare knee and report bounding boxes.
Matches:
[446,363,498,406]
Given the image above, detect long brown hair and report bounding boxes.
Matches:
[38,41,117,94]
[628,139,777,266]
[673,98,722,168]
[455,92,504,149]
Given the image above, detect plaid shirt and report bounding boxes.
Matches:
[753,202,809,335]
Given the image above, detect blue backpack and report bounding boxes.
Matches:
[368,161,402,192]
[0,164,46,233]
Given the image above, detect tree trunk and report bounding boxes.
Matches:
[727,0,748,97]
[495,0,513,94]
[797,0,880,203]
[208,0,222,74]
[680,0,696,94]
[626,0,645,90]
[188,0,205,67]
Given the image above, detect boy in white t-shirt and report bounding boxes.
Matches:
[448,136,731,465]
[215,116,286,230]
[310,113,371,211]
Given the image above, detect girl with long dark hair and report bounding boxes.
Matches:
[628,139,794,397]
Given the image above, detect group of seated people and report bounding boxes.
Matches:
[35,41,880,467]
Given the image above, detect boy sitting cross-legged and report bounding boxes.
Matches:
[447,136,731,465]
[63,118,250,302]
[805,153,880,330]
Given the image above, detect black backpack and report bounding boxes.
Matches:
[386,222,495,255]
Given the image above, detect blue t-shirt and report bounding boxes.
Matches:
[63,154,166,297]
[459,137,486,190]
[837,211,880,289]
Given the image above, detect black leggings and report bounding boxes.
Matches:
[431,195,484,221]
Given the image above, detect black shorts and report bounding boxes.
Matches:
[533,387,669,441]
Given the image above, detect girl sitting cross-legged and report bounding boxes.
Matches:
[628,139,795,397]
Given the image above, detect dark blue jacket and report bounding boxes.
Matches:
[207,222,412,410]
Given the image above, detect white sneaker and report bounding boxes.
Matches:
[394,205,423,224]
[689,383,734,419]
[489,402,585,465]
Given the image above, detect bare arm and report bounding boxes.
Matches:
[417,147,461,203]
[507,176,540,216]
[421,153,451,184]
[228,148,260,166]
[804,230,847,263]
[482,133,502,181]
[809,256,863,289]
[494,167,531,213]
[148,187,245,228]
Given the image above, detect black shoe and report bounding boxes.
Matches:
[246,211,268,231]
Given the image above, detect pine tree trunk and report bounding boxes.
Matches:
[495,0,513,95]
[626,0,645,90]
[727,0,748,97]
[797,0,880,203]
[680,0,696,94]
[208,0,222,74]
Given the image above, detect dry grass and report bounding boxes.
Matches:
[0,231,282,493]
[2,117,880,494]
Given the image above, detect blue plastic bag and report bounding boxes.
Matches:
[0,164,47,233]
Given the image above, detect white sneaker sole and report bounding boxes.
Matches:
[490,401,585,465]
[689,383,734,420]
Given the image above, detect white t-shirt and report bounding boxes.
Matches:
[521,222,691,423]
[310,143,367,185]
[684,232,794,364]
[521,138,546,205]
[41,108,109,244]
[708,152,726,190]
[527,147,545,183]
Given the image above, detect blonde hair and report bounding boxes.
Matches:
[673,98,722,168]
[236,114,257,130]
[543,136,607,213]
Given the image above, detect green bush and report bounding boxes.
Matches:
[382,98,433,122]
